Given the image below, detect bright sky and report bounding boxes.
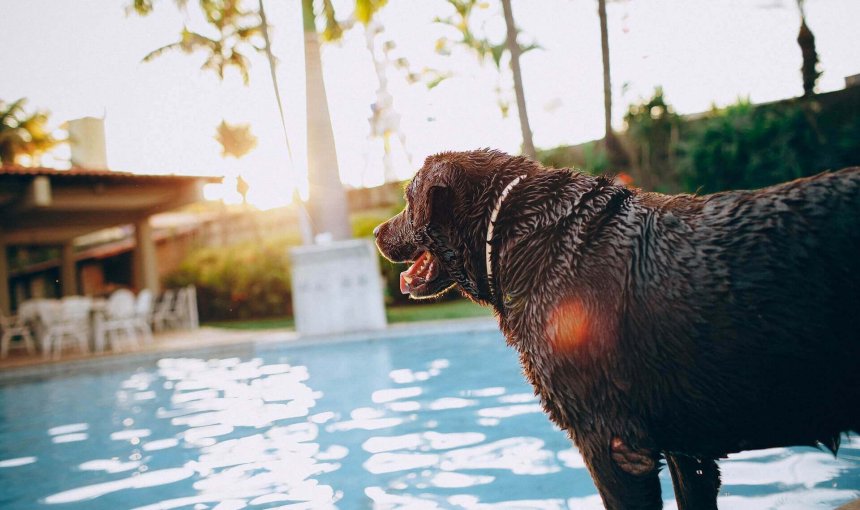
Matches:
[1,0,858,209]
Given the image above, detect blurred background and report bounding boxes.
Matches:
[1,0,859,325]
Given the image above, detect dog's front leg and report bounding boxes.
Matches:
[665,454,720,510]
[579,435,663,510]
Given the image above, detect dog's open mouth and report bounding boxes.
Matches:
[400,251,440,295]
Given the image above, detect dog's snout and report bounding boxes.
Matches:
[373,224,381,238]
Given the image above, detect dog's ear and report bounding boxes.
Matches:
[411,159,458,229]
[412,185,453,229]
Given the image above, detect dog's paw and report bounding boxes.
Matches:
[611,437,656,476]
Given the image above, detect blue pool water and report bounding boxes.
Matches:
[1,329,858,509]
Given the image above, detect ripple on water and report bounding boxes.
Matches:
[43,466,195,504]
[47,423,88,436]
[51,433,88,444]
[372,387,423,403]
[78,459,141,473]
[439,437,561,475]
[0,457,37,468]
[110,429,151,441]
[6,332,858,510]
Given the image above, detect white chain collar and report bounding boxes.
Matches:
[486,174,526,300]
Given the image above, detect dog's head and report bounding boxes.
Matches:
[374,149,541,303]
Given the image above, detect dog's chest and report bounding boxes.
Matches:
[502,311,626,435]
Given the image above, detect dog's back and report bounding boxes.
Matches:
[625,167,860,457]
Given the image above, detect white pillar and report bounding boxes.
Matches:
[134,218,159,293]
[0,231,9,314]
[60,242,78,296]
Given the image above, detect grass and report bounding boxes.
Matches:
[206,298,492,331]
[386,298,492,323]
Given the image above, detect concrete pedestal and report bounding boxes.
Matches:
[290,239,387,335]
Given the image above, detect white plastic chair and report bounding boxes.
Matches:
[18,299,49,345]
[40,297,92,360]
[134,289,154,344]
[152,289,177,332]
[0,312,36,358]
[95,290,139,352]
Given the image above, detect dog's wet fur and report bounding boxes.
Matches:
[374,149,860,509]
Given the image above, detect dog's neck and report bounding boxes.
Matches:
[486,174,527,302]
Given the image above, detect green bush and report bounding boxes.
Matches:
[352,208,413,306]
[164,233,299,321]
[352,205,460,306]
[677,91,860,194]
[624,87,681,192]
[168,196,474,322]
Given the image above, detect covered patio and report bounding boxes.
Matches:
[0,166,220,314]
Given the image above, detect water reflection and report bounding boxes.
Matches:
[1,331,858,509]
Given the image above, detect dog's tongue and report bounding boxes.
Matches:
[400,251,431,294]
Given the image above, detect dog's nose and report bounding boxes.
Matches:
[373,224,381,238]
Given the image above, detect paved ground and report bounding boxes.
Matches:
[0,317,498,380]
[0,326,295,371]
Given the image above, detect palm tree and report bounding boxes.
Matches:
[131,0,388,241]
[795,0,820,97]
[436,0,538,159]
[501,0,535,159]
[0,98,62,166]
[301,0,351,240]
[136,1,261,84]
[597,0,629,170]
[214,119,257,204]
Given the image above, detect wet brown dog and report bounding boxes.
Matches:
[374,149,860,509]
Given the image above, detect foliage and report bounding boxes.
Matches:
[206,299,490,329]
[352,203,461,306]
[538,142,608,175]
[677,92,860,194]
[435,0,538,70]
[132,0,263,84]
[543,87,860,194]
[0,98,63,165]
[795,0,821,97]
[624,87,681,191]
[164,233,299,320]
[351,207,411,306]
[214,119,257,158]
[131,0,391,65]
[433,0,538,118]
[318,0,388,41]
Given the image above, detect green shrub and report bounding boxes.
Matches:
[352,204,460,306]
[677,91,860,194]
[624,87,681,192]
[352,207,413,306]
[164,234,299,321]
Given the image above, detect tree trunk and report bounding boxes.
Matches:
[303,0,352,241]
[598,0,612,141]
[501,0,536,160]
[258,0,314,244]
[597,0,630,171]
[796,0,820,97]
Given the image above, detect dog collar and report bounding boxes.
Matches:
[486,174,527,300]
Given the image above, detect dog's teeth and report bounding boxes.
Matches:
[403,275,413,284]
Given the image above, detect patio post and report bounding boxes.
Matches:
[60,242,78,296]
[0,231,9,314]
[134,217,159,293]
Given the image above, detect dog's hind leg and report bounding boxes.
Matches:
[579,436,663,509]
[665,454,720,510]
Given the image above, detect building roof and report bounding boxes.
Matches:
[0,165,221,183]
[0,165,222,245]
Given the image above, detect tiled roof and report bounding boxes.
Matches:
[0,165,222,183]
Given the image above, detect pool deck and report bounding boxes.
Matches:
[0,317,499,382]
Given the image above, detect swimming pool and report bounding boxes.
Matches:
[1,328,858,509]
